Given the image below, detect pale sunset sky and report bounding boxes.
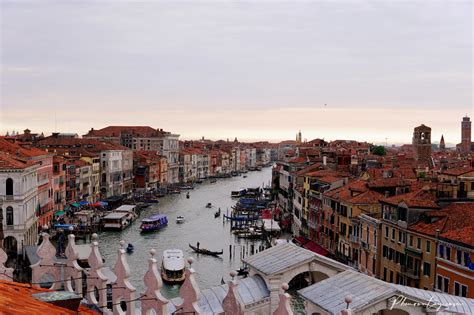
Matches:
[0,1,472,144]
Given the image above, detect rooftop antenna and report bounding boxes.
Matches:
[54,109,57,133]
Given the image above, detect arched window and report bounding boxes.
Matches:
[6,206,14,226]
[6,178,13,196]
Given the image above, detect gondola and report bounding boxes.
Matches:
[186,192,190,199]
[214,209,221,218]
[206,203,212,208]
[188,243,223,256]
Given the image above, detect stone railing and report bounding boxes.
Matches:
[26,232,294,315]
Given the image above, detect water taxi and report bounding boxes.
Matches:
[161,249,185,284]
[176,216,185,224]
[140,214,168,232]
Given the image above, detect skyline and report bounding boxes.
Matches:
[1,1,472,143]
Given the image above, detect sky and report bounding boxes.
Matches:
[0,0,472,144]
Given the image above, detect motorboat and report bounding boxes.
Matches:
[140,214,168,232]
[210,179,217,183]
[206,203,212,208]
[126,243,134,253]
[161,249,185,284]
[176,216,185,224]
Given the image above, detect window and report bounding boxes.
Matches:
[6,178,13,195]
[390,271,394,283]
[423,262,431,277]
[391,228,395,240]
[443,278,449,293]
[385,226,389,238]
[6,207,13,225]
[417,238,421,250]
[374,230,377,246]
[455,282,460,296]
[446,247,451,261]
[398,231,402,243]
[439,244,445,258]
[461,284,467,297]
[457,250,463,264]
[463,252,470,268]
[409,235,413,247]
[383,267,387,281]
[367,226,370,243]
[426,240,431,253]
[382,246,388,258]
[437,275,442,291]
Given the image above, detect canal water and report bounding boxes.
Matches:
[97,167,272,299]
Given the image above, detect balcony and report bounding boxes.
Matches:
[405,247,423,258]
[360,240,370,251]
[400,265,420,279]
[349,235,359,243]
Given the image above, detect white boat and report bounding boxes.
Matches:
[161,249,185,284]
[176,215,185,224]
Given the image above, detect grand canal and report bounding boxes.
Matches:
[97,167,272,298]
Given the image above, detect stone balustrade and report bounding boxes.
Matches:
[25,232,295,315]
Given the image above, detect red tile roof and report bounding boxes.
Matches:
[410,203,474,246]
[441,167,474,176]
[84,126,163,138]
[381,188,439,209]
[0,280,98,314]
[0,138,49,158]
[0,152,37,170]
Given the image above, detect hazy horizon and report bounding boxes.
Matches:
[1,1,472,144]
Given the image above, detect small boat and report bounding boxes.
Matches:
[214,208,221,218]
[161,249,185,284]
[169,189,181,195]
[210,179,217,184]
[186,192,190,199]
[236,266,249,276]
[243,175,247,178]
[189,243,223,256]
[231,189,247,198]
[176,216,185,224]
[206,203,212,208]
[195,179,204,184]
[140,214,168,232]
[126,243,134,253]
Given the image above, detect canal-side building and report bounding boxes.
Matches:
[0,152,39,255]
[52,156,67,213]
[379,187,439,287]
[83,126,180,184]
[133,151,165,191]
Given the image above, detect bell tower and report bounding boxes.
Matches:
[412,124,432,163]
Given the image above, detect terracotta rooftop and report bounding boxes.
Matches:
[0,152,37,170]
[0,138,49,158]
[381,188,439,209]
[83,126,166,138]
[37,137,129,151]
[441,167,474,176]
[0,280,98,314]
[410,202,474,246]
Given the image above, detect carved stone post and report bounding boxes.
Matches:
[112,240,136,315]
[222,271,244,315]
[178,257,201,314]
[64,234,83,295]
[30,233,61,289]
[86,233,109,313]
[141,249,169,315]
[273,283,293,315]
[0,247,13,281]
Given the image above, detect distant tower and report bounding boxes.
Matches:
[296,130,302,144]
[439,135,446,151]
[461,116,471,153]
[412,124,432,163]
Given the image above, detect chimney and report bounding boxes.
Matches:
[384,191,390,198]
[323,156,327,166]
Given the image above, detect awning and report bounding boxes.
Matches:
[79,201,89,206]
[71,202,80,208]
[293,236,309,246]
[303,241,329,256]
[54,210,66,217]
